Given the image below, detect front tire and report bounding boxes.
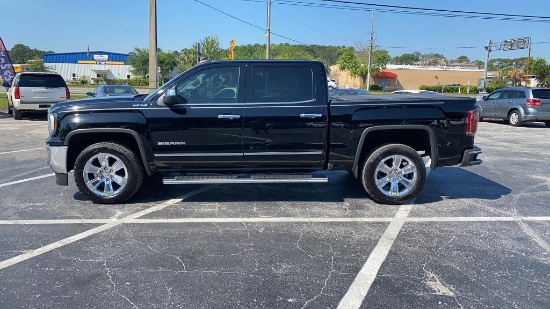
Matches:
[74,142,144,204]
[508,110,522,127]
[361,144,426,205]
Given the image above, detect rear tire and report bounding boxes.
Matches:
[13,107,22,120]
[7,100,13,115]
[508,110,522,127]
[74,142,144,204]
[544,121,550,127]
[361,144,426,205]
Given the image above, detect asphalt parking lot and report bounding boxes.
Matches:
[0,112,549,309]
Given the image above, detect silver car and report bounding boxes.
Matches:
[477,87,550,127]
[5,72,69,120]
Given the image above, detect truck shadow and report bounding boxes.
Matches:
[416,167,511,203]
[126,169,510,205]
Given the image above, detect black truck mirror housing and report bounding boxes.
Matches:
[163,88,179,105]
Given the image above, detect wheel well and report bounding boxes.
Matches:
[357,129,431,169]
[66,133,143,172]
[508,109,519,117]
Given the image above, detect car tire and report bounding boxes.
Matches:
[508,110,522,127]
[74,142,144,204]
[361,144,426,205]
[13,107,22,120]
[7,101,13,115]
[544,121,550,127]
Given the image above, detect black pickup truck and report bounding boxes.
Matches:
[46,60,482,205]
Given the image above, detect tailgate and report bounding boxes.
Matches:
[19,74,67,104]
[532,89,550,111]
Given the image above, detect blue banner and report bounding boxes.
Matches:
[0,37,16,86]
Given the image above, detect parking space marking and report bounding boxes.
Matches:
[0,173,54,188]
[0,147,43,155]
[0,186,211,271]
[1,216,548,225]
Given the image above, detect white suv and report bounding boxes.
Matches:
[4,72,70,120]
[328,78,337,89]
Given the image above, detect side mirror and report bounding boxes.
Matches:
[163,89,179,105]
[86,92,93,96]
[482,95,488,100]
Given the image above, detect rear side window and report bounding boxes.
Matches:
[19,74,66,88]
[532,89,550,99]
[514,91,526,98]
[253,66,313,102]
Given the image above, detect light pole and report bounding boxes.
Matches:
[266,0,271,59]
[148,0,158,91]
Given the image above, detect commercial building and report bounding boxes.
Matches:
[42,51,133,84]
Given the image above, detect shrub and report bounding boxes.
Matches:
[369,84,383,91]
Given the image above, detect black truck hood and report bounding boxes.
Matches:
[49,95,148,114]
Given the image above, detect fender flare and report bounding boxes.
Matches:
[65,128,154,175]
[351,125,439,178]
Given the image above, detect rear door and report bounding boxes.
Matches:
[242,63,327,170]
[19,74,67,104]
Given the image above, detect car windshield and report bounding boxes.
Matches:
[104,86,138,95]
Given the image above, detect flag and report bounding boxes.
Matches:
[0,37,16,86]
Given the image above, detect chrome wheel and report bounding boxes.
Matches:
[373,154,418,197]
[82,152,128,198]
[509,112,519,125]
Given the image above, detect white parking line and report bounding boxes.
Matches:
[0,147,43,155]
[0,173,54,188]
[1,216,549,225]
[0,186,211,270]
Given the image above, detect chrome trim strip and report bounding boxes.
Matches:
[163,176,328,185]
[244,151,322,156]
[47,146,68,173]
[155,152,243,157]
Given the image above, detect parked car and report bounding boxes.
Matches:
[3,72,70,120]
[477,87,550,127]
[329,88,368,97]
[327,78,337,89]
[47,60,481,205]
[86,85,139,97]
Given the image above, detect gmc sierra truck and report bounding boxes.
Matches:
[46,60,482,205]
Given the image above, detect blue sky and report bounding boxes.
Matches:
[1,0,550,62]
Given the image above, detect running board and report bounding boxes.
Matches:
[163,174,328,184]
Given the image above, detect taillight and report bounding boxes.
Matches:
[526,99,541,106]
[466,108,479,135]
[14,87,20,99]
[65,87,70,100]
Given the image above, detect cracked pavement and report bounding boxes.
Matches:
[0,114,549,308]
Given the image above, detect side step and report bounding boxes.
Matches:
[163,174,328,185]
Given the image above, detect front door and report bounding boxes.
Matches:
[242,64,327,170]
[480,91,500,117]
[148,65,245,171]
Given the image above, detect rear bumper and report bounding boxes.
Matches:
[15,102,57,111]
[460,146,483,167]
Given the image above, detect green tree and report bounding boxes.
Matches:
[26,56,47,72]
[272,44,313,60]
[392,51,421,65]
[530,58,550,86]
[337,45,390,86]
[420,53,446,65]
[127,47,149,76]
[158,50,179,82]
[8,44,53,64]
[454,55,470,63]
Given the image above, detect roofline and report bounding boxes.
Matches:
[43,51,129,56]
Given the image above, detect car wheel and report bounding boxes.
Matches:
[361,144,426,205]
[74,142,144,204]
[12,107,22,120]
[7,101,13,115]
[544,121,550,127]
[508,110,522,127]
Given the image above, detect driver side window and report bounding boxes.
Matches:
[488,92,501,100]
[176,67,239,104]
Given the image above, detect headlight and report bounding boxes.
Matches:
[48,113,58,136]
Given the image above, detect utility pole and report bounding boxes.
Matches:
[266,0,271,59]
[482,40,492,93]
[148,0,158,91]
[366,10,374,91]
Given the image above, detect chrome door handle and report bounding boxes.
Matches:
[300,113,323,118]
[218,114,241,119]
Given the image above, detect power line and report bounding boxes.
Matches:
[194,0,307,44]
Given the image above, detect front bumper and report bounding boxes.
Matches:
[47,145,69,186]
[460,146,483,167]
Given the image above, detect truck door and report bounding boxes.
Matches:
[242,64,327,169]
[148,65,245,170]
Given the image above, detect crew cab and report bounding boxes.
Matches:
[46,60,482,205]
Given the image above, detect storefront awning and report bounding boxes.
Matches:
[373,71,398,78]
